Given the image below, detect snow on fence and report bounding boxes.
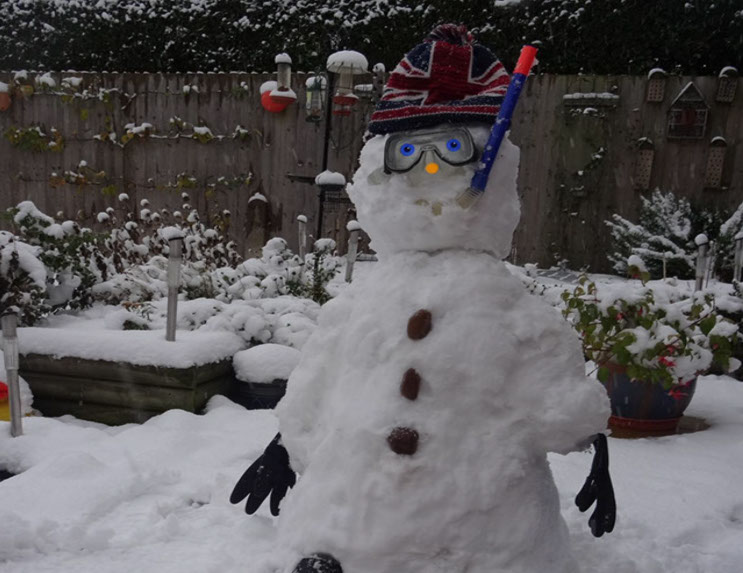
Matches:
[1,72,742,272]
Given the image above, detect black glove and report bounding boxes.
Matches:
[575,433,616,537]
[230,433,296,516]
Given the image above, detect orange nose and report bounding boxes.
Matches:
[425,162,439,174]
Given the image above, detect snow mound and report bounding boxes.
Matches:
[233,343,301,383]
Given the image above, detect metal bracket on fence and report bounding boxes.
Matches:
[345,221,361,283]
[1,313,23,437]
[166,236,183,342]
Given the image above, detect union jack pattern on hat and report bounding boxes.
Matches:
[367,24,510,135]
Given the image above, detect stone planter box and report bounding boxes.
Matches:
[20,353,235,425]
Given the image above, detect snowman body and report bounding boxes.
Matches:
[274,132,609,572]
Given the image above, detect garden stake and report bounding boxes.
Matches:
[297,215,308,259]
[166,238,183,342]
[694,235,709,291]
[1,313,23,437]
[345,223,360,283]
[733,231,743,282]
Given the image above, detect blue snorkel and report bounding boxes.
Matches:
[456,45,538,209]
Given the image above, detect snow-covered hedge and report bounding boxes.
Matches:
[0,0,740,75]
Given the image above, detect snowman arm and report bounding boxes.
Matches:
[575,433,616,537]
[230,433,296,516]
[527,375,610,455]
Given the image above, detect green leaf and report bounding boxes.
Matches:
[598,366,610,382]
[700,316,716,336]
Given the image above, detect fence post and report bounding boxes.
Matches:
[297,215,307,259]
[345,220,361,283]
[694,233,709,291]
[166,234,184,342]
[734,231,743,283]
[1,313,23,437]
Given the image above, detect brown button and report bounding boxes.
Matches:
[400,368,421,401]
[407,309,432,340]
[387,427,419,456]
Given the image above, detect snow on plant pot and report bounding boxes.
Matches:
[232,343,301,409]
[561,275,741,434]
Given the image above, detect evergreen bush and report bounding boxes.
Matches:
[606,190,742,280]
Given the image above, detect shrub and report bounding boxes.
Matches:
[561,274,741,388]
[0,230,48,325]
[4,198,344,317]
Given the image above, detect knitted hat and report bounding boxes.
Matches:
[367,24,510,135]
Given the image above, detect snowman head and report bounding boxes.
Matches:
[346,25,521,258]
[348,126,520,258]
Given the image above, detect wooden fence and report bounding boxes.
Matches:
[1,72,741,270]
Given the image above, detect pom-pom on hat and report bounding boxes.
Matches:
[367,24,510,135]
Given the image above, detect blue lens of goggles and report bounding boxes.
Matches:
[384,127,477,173]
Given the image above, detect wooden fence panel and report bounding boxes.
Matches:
[1,72,741,270]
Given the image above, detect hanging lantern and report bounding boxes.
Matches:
[270,53,297,105]
[326,50,368,115]
[260,80,289,113]
[305,75,327,122]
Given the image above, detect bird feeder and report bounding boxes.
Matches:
[0,82,11,112]
[326,50,368,115]
[260,80,289,113]
[372,62,386,100]
[270,53,297,105]
[305,75,327,123]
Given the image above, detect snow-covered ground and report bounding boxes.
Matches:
[0,375,741,572]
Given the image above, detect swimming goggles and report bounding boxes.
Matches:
[383,127,478,174]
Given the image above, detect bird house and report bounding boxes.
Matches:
[716,67,738,103]
[704,137,727,189]
[646,68,667,103]
[667,82,708,139]
[633,138,655,191]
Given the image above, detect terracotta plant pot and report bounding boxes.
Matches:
[0,92,11,112]
[600,362,697,436]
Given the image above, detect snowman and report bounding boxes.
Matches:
[232,25,616,573]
